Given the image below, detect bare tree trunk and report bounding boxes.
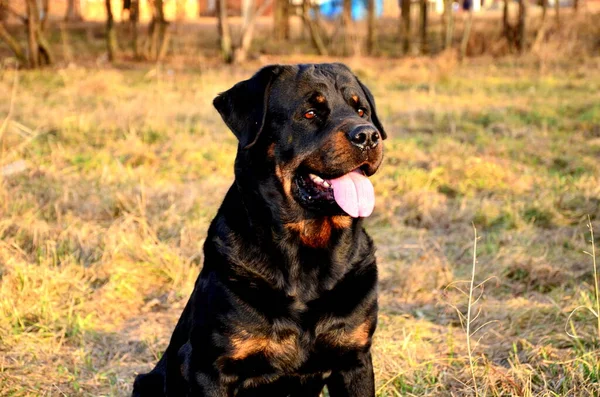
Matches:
[274,0,282,38]
[554,0,559,25]
[105,0,117,61]
[541,0,547,20]
[130,0,140,58]
[274,0,289,40]
[234,0,272,62]
[242,0,252,28]
[342,0,352,55]
[65,0,84,22]
[235,0,255,62]
[282,0,290,40]
[26,0,39,68]
[1,0,40,67]
[40,0,49,31]
[573,0,579,12]
[146,0,169,60]
[216,0,233,62]
[30,0,53,65]
[443,0,453,49]
[532,0,547,51]
[516,0,526,53]
[420,0,428,54]
[154,0,169,60]
[302,0,328,55]
[146,1,155,57]
[460,5,472,60]
[0,0,7,22]
[25,0,52,67]
[400,0,411,54]
[502,0,509,39]
[367,0,376,54]
[0,22,27,65]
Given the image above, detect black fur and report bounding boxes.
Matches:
[132,63,386,397]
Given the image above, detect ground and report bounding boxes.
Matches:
[1,55,600,396]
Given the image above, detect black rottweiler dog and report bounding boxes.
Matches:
[132,63,386,397]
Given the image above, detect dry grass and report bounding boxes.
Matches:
[1,51,600,396]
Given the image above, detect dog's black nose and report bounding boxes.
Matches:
[349,125,380,150]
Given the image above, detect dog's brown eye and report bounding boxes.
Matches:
[304,110,316,119]
[357,108,366,117]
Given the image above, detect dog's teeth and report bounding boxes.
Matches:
[313,176,324,184]
[323,180,331,188]
[309,174,318,181]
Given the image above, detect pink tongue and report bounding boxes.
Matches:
[329,170,375,218]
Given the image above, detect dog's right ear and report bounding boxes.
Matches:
[213,65,283,150]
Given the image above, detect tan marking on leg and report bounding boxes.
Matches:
[346,321,371,347]
[318,319,372,348]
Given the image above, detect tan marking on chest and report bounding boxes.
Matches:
[286,215,352,248]
[331,215,352,229]
[229,330,298,360]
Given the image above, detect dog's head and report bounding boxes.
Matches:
[214,63,385,220]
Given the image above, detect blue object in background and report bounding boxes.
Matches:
[319,0,384,21]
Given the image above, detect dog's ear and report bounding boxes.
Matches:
[213,65,282,150]
[355,77,387,140]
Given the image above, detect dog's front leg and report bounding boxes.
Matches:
[326,353,375,397]
[188,372,231,397]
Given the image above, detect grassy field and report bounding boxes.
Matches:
[1,54,600,396]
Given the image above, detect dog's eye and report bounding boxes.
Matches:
[357,108,366,117]
[304,110,316,119]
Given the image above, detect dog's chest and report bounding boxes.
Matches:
[217,314,372,380]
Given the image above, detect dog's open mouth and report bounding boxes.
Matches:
[293,169,375,218]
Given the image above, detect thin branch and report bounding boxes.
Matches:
[472,320,500,337]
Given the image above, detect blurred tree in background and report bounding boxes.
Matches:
[65,0,84,21]
[0,0,598,68]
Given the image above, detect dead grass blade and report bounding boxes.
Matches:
[565,216,600,339]
[466,224,479,396]
[0,71,18,147]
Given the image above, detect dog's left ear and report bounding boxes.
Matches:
[356,77,387,140]
[213,65,283,150]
